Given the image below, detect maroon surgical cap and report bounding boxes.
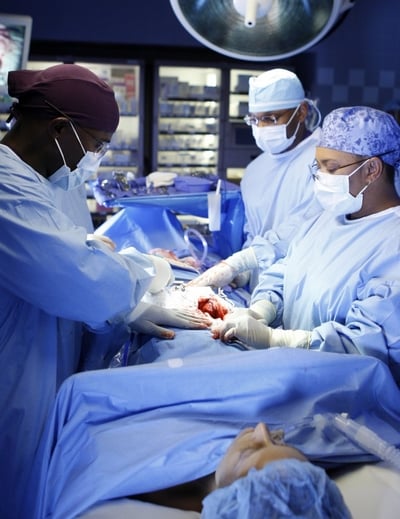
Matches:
[7,63,120,133]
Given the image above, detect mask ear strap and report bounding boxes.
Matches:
[68,120,86,155]
[286,104,301,126]
[54,137,67,166]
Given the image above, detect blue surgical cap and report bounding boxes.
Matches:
[320,106,400,171]
[248,69,305,112]
[248,69,320,131]
[201,459,351,519]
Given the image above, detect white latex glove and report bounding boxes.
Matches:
[212,315,311,350]
[188,247,258,288]
[228,299,276,325]
[127,302,212,339]
[231,270,251,288]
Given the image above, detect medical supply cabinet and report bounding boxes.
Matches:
[152,64,263,183]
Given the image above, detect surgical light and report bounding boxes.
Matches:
[169,0,356,61]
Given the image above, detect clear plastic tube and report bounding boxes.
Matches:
[183,227,208,267]
[330,413,400,471]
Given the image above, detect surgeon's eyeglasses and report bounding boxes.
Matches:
[243,109,294,127]
[309,158,368,178]
[243,105,300,126]
[309,149,395,178]
[45,100,110,156]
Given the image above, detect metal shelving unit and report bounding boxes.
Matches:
[153,64,222,176]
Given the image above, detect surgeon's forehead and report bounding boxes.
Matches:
[315,146,360,161]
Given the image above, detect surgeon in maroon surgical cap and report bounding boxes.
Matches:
[0,64,210,519]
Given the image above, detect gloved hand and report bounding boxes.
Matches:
[127,302,212,339]
[228,299,276,325]
[212,315,311,350]
[188,247,258,288]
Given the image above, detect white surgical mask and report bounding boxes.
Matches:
[252,105,300,154]
[313,160,370,215]
[49,122,105,191]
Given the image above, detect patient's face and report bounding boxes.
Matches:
[215,422,307,488]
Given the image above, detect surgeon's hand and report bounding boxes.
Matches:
[128,303,212,339]
[188,261,236,288]
[188,247,258,288]
[212,315,311,349]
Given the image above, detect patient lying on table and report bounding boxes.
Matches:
[131,422,351,518]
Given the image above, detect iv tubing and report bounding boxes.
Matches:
[332,413,400,471]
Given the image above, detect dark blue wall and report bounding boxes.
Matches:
[1,0,400,116]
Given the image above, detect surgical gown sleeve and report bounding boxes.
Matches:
[250,201,322,303]
[0,147,154,329]
[311,263,400,382]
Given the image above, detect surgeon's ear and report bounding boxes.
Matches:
[297,101,308,123]
[48,117,70,139]
[365,157,384,183]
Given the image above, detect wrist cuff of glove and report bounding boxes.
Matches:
[144,254,174,294]
[225,247,258,274]
[270,329,312,349]
[125,301,151,323]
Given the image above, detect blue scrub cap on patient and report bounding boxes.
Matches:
[320,106,400,171]
[201,459,351,519]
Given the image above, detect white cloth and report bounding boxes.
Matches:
[0,143,155,519]
[256,206,400,384]
[334,462,400,519]
[78,463,400,519]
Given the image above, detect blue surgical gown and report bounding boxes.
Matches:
[240,128,321,288]
[53,182,94,232]
[0,144,154,519]
[240,128,321,248]
[255,207,400,383]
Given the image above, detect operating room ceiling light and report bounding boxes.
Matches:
[170,0,356,61]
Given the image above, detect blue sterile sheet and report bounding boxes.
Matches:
[29,348,400,519]
[93,182,245,259]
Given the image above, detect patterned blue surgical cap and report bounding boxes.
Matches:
[201,459,351,519]
[320,106,400,171]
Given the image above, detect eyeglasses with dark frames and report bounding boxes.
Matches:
[309,149,395,178]
[309,158,368,178]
